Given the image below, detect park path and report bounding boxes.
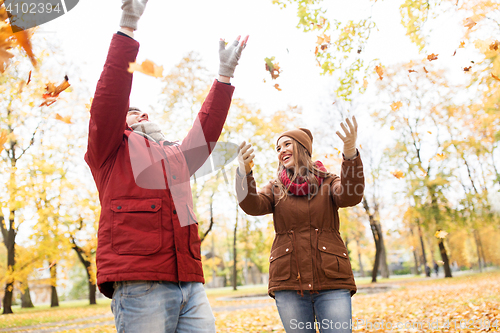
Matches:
[0,302,276,333]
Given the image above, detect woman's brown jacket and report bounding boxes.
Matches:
[235,154,364,297]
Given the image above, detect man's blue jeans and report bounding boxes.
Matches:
[111,281,216,333]
[275,289,352,333]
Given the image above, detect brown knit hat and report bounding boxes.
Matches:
[277,128,313,156]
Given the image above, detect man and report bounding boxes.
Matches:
[84,1,248,331]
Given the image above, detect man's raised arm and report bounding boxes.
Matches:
[85,1,147,169]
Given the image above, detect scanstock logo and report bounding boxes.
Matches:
[5,0,79,32]
[127,117,240,227]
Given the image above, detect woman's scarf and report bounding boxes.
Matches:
[279,161,327,196]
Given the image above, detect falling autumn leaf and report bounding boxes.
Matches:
[0,130,7,154]
[427,131,432,134]
[427,53,438,61]
[492,73,500,82]
[459,41,465,48]
[435,230,448,239]
[334,147,341,155]
[40,75,71,107]
[390,125,395,131]
[316,34,331,45]
[423,67,429,74]
[452,50,457,56]
[265,57,281,80]
[375,65,383,80]
[391,170,404,179]
[464,66,472,72]
[13,30,36,67]
[435,153,446,161]
[362,78,368,89]
[26,70,31,85]
[274,83,282,91]
[464,17,477,29]
[408,69,417,73]
[391,101,402,111]
[55,113,72,124]
[490,40,499,51]
[128,59,163,78]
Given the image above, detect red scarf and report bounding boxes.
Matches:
[279,161,327,196]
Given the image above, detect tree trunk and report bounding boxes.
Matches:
[356,239,365,277]
[473,229,483,272]
[362,197,385,283]
[378,227,389,278]
[371,223,382,283]
[72,241,97,305]
[20,283,34,308]
[438,239,452,278]
[50,264,59,307]
[232,203,238,291]
[1,214,16,315]
[417,220,430,277]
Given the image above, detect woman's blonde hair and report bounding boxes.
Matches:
[275,138,330,204]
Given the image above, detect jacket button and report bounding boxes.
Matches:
[270,256,273,260]
[343,253,347,256]
[323,246,326,250]
[286,248,289,252]
[117,206,122,210]
[151,205,155,209]
[173,175,177,180]
[309,284,312,288]
[173,210,177,214]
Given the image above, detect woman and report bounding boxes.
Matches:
[235,117,364,333]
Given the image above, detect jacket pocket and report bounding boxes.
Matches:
[318,239,352,279]
[269,241,293,281]
[111,198,162,255]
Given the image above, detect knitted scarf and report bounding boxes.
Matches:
[130,122,165,142]
[279,161,327,196]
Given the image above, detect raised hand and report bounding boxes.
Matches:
[219,35,249,79]
[120,0,149,31]
[238,141,255,176]
[336,116,358,160]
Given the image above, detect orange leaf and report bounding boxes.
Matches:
[464,66,472,72]
[423,67,429,74]
[128,59,164,78]
[408,69,417,73]
[13,30,36,67]
[274,83,282,91]
[435,153,446,161]
[55,113,72,124]
[491,73,500,81]
[464,17,476,29]
[459,41,465,48]
[391,170,404,179]
[40,76,71,107]
[0,130,7,154]
[27,70,31,85]
[427,53,438,61]
[316,34,331,45]
[375,65,383,80]
[391,101,402,111]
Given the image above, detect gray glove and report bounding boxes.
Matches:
[120,0,148,31]
[219,39,245,78]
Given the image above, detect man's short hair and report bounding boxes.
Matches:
[128,107,141,113]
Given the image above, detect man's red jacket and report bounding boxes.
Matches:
[85,34,234,298]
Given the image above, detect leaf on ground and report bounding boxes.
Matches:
[391,170,404,179]
[390,101,402,111]
[375,65,383,80]
[274,83,282,91]
[427,53,438,61]
[464,17,477,29]
[40,75,71,107]
[128,59,163,78]
[55,113,72,124]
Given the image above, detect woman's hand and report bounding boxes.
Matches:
[219,35,249,81]
[120,0,149,31]
[238,141,255,176]
[336,116,358,160]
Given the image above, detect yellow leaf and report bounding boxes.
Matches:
[427,131,432,134]
[128,59,164,78]
[390,125,395,131]
[391,101,402,111]
[435,153,446,161]
[391,170,404,179]
[459,41,465,48]
[464,17,477,29]
[435,230,448,239]
[55,113,73,124]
